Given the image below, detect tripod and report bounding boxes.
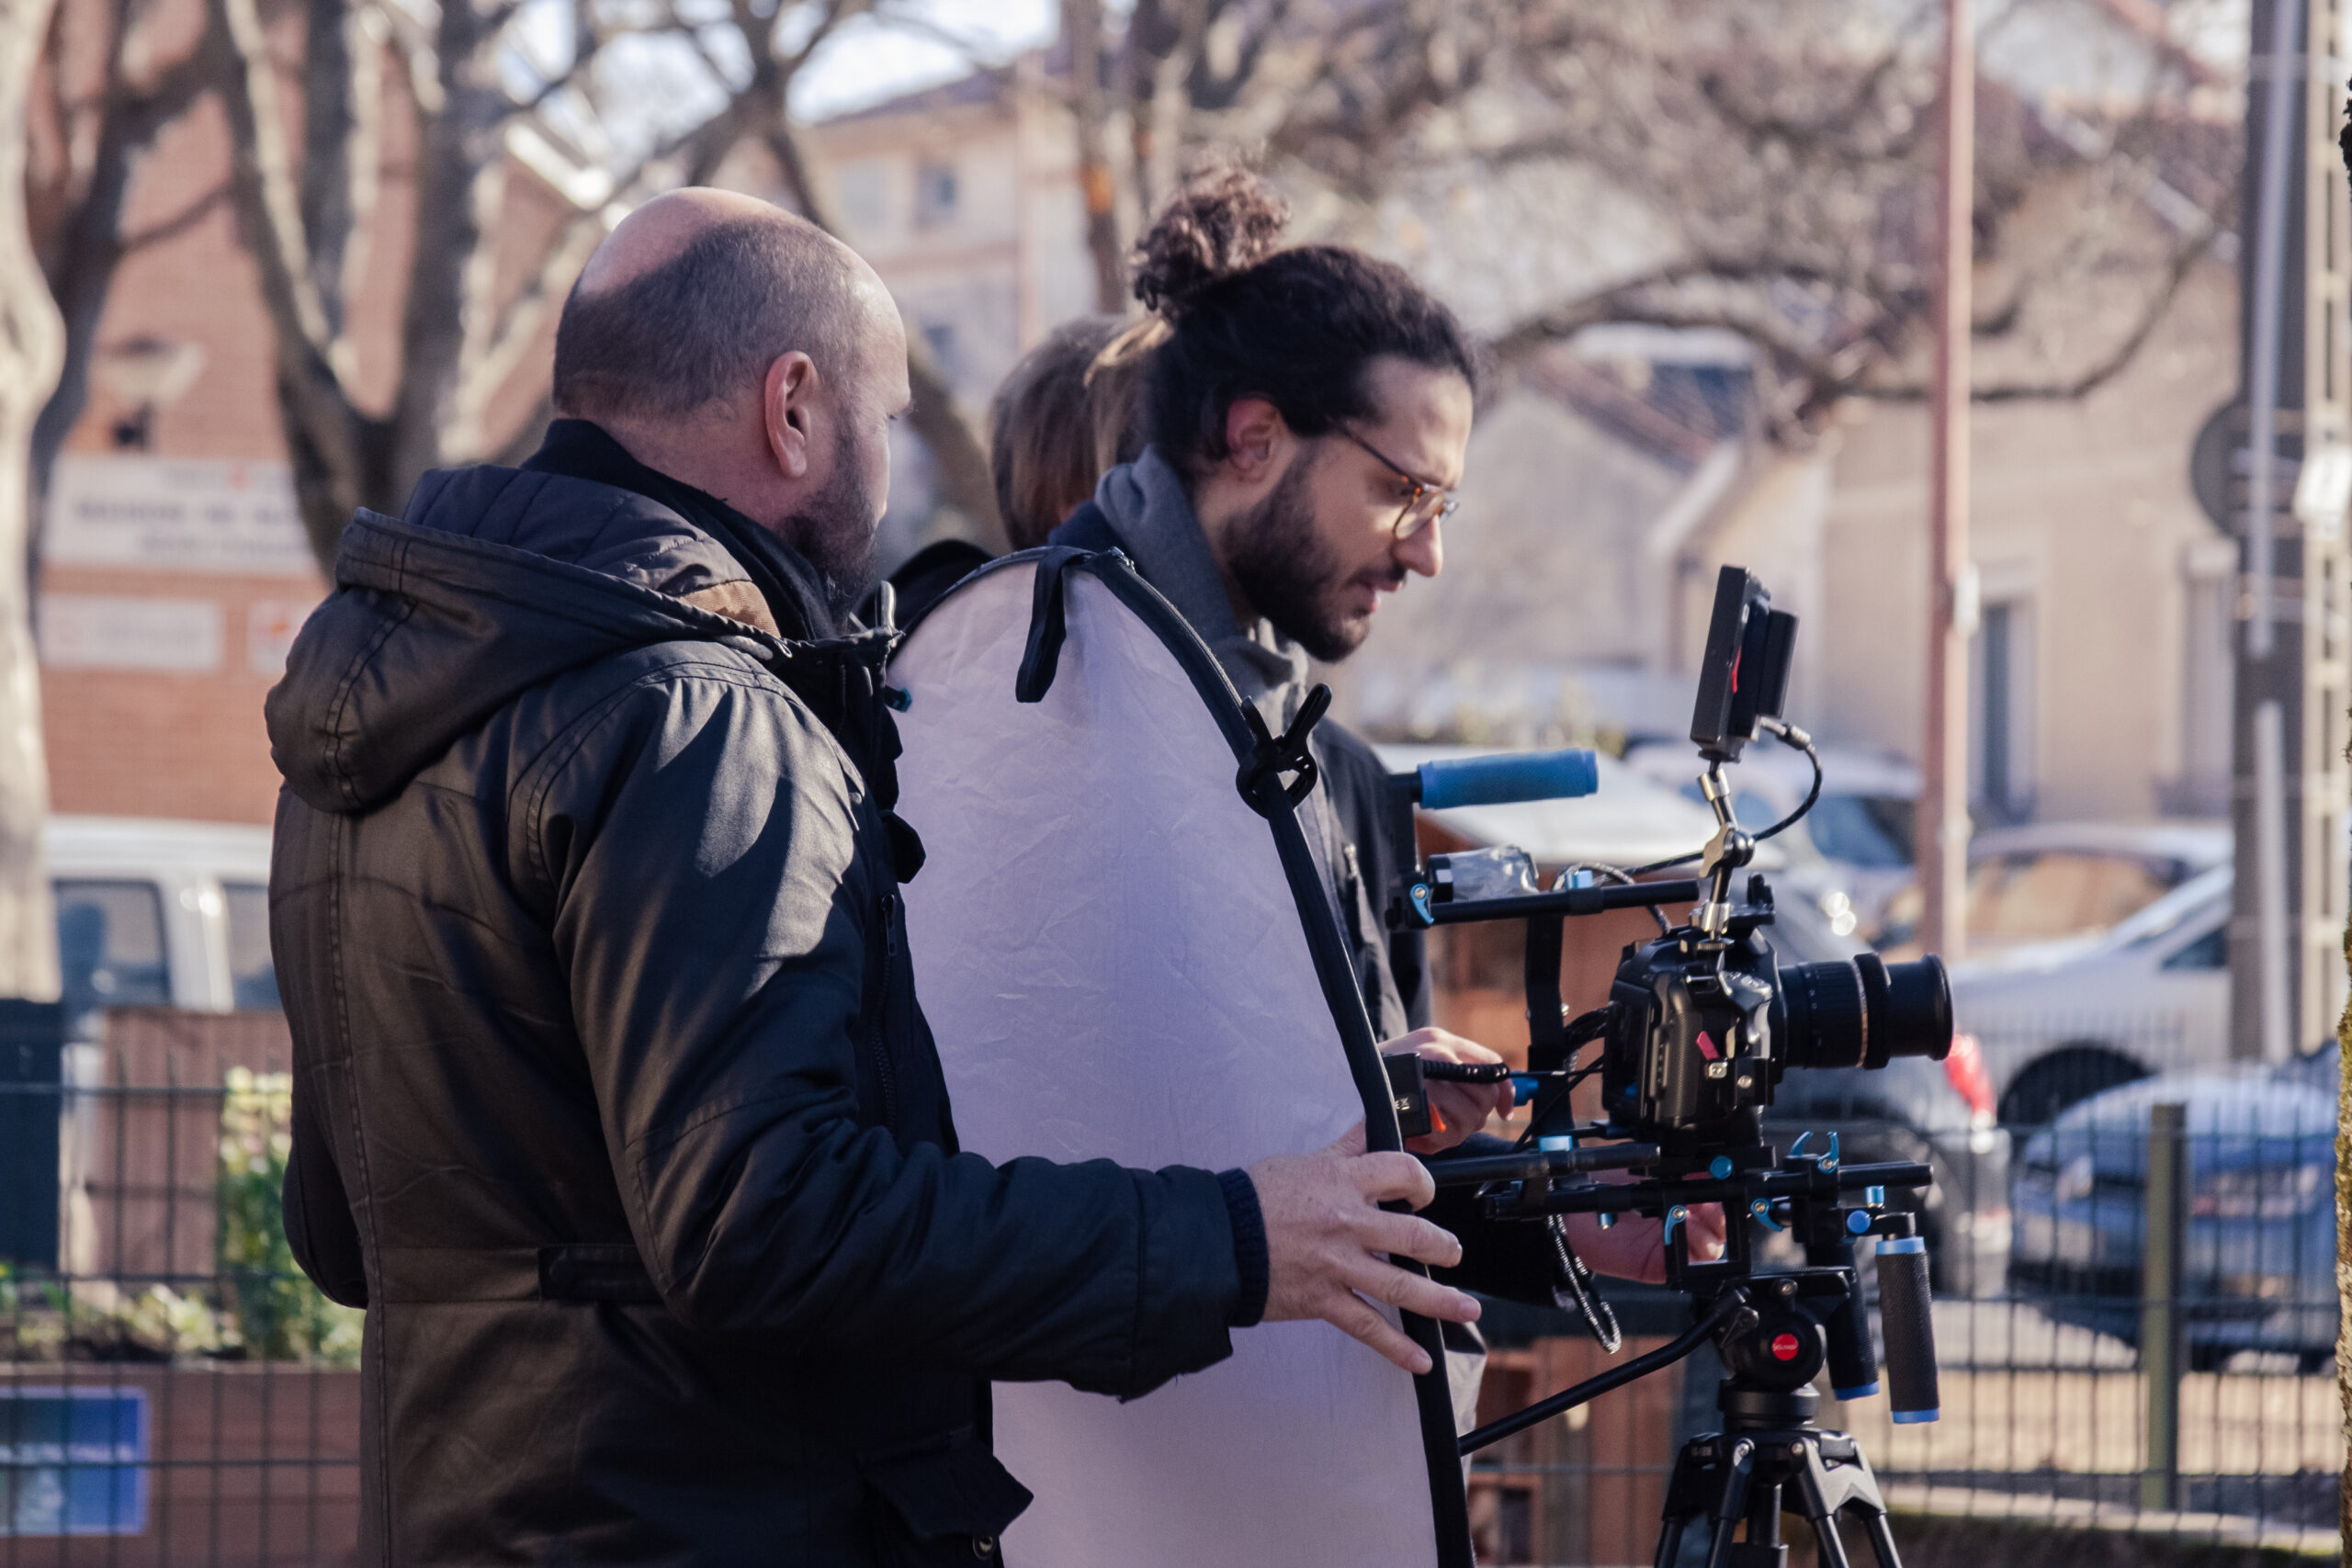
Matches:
[1656,1382,1898,1568]
[1453,1236,1938,1568]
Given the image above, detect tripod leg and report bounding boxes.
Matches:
[1652,1516,1687,1568]
[1701,1439,1758,1568]
[1653,1436,1714,1568]
[1859,1513,1902,1568]
[1788,1458,1854,1568]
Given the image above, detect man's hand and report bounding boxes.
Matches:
[1563,1188,1730,1285]
[1384,1028,1515,1155]
[1248,1125,1480,1374]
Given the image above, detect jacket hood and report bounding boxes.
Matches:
[267,465,781,815]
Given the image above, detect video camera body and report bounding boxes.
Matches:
[1380,569,1952,1513]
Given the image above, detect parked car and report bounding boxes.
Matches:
[1623,739,1917,944]
[1878,820,2229,957]
[1949,865,2227,1125]
[48,815,277,1024]
[2009,1070,2335,1371]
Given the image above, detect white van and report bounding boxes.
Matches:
[47,815,276,1015]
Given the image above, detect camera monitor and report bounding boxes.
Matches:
[1689,566,1797,763]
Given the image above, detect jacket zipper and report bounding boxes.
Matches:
[874,891,901,1129]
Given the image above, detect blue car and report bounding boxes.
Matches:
[2008,1071,2336,1371]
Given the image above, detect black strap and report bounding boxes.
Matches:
[1014,547,1092,704]
[373,1244,661,1304]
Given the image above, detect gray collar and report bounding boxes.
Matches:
[1091,448,1309,715]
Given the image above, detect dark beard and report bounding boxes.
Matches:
[785,428,880,623]
[1224,450,1374,662]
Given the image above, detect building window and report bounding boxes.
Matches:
[1970,596,2036,824]
[834,161,890,236]
[914,160,958,229]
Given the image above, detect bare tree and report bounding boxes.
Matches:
[665,0,1001,547]
[24,0,216,515]
[210,0,1004,573]
[1062,0,1124,311]
[1080,0,2235,438]
[0,0,65,998]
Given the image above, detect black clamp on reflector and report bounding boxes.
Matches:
[1236,684,1330,818]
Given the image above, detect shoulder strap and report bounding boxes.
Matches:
[1008,550,1475,1565]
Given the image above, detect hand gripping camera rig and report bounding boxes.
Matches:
[1385,568,1952,1568]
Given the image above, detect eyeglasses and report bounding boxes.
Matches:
[1339,428,1459,542]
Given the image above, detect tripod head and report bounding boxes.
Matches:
[1440,1132,1943,1456]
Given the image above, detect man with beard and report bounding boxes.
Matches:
[264,187,1485,1566]
[1043,170,1719,1409]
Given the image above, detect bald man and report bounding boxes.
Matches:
[264,189,1476,1567]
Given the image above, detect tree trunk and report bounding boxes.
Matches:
[1062,0,1125,314]
[28,45,214,539]
[390,0,506,502]
[0,0,66,1000]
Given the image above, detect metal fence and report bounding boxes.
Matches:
[1,1007,357,1567]
[0,1005,2339,1566]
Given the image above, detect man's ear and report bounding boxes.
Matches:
[1221,397,1287,484]
[763,351,820,479]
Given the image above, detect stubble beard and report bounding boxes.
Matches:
[786,424,881,624]
[1224,448,1391,663]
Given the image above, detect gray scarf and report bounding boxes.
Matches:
[1091,448,1310,724]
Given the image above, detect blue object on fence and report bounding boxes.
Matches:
[1414,750,1600,809]
[0,999,65,1269]
[0,1388,149,1535]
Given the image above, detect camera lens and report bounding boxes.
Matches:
[1779,954,1952,1070]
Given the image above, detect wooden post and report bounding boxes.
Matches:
[1920,0,1974,960]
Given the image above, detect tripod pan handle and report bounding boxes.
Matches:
[1814,1241,1879,1401]
[1875,1236,1939,1423]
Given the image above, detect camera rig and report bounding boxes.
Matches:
[1379,567,1951,1568]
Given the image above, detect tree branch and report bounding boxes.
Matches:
[119,180,229,249]
[462,206,605,421]
[208,0,371,555]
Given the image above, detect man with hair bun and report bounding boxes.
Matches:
[1049,163,1720,1301]
[879,165,1726,1562]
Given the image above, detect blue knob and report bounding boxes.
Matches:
[1709,1156,1734,1179]
[1846,1209,1872,1235]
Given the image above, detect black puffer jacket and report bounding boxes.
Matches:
[266,424,1249,1566]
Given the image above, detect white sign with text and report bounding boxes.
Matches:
[38,595,226,672]
[48,456,314,577]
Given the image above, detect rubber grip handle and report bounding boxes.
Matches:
[1414,749,1600,809]
[1875,1237,1939,1423]
[1813,1240,1879,1401]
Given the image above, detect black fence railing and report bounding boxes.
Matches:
[1,1006,357,1567]
[1464,1043,2341,1567]
[1,1006,2338,1566]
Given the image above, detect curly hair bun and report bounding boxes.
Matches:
[1129,162,1290,318]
